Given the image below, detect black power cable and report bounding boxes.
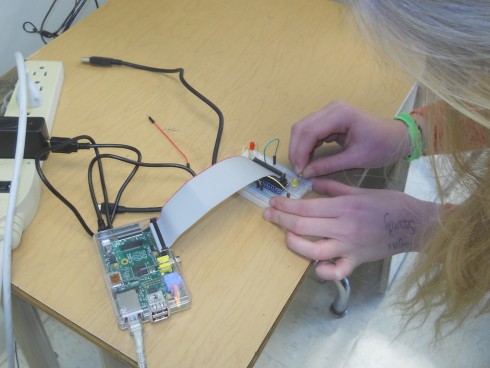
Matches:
[80,56,224,165]
[87,153,196,229]
[85,143,142,228]
[34,57,219,235]
[35,136,196,236]
[35,135,104,236]
[23,0,99,44]
[99,203,162,214]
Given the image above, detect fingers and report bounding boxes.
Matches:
[263,206,342,238]
[285,231,340,263]
[315,258,355,281]
[289,101,354,175]
[312,178,364,196]
[289,100,409,178]
[267,195,345,218]
[301,151,357,178]
[262,182,365,236]
[285,232,356,280]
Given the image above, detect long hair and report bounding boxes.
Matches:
[345,0,490,336]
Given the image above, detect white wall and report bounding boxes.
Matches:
[0,0,107,76]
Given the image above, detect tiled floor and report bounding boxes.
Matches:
[344,254,490,368]
[255,261,385,368]
[0,309,101,368]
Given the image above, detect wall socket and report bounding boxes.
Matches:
[5,60,64,134]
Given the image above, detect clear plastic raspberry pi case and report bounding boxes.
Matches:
[93,219,191,329]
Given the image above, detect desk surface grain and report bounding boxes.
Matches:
[11,0,410,366]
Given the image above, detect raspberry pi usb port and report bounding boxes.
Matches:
[147,291,169,322]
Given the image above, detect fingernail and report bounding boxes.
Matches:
[269,197,276,207]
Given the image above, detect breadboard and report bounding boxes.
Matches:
[239,150,312,208]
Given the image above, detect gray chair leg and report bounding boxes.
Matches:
[12,293,61,368]
[330,278,350,317]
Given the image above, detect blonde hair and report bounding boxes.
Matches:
[345,0,490,336]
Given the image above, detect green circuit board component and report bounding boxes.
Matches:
[94,219,191,329]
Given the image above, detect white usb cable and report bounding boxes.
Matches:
[129,318,147,368]
[2,51,29,368]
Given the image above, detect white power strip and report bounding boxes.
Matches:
[5,60,64,131]
[0,59,64,249]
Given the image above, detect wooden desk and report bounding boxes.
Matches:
[11,0,409,366]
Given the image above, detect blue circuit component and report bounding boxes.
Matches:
[258,177,285,195]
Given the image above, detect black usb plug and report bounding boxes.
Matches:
[80,57,123,66]
[49,137,90,153]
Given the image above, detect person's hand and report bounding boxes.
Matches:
[263,179,440,280]
[289,100,412,177]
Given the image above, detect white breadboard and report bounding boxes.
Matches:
[238,150,312,208]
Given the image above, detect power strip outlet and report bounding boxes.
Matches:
[0,59,63,249]
[4,60,64,133]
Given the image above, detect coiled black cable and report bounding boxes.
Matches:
[81,56,224,165]
[23,0,99,44]
[36,136,196,237]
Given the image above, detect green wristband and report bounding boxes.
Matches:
[394,112,423,161]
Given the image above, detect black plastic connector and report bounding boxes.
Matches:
[0,116,50,160]
[80,56,123,66]
[49,137,91,154]
[99,202,126,214]
[0,181,11,193]
[252,157,284,178]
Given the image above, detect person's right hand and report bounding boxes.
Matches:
[289,100,412,177]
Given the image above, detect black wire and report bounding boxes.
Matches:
[85,143,142,226]
[23,0,94,44]
[35,136,99,236]
[36,135,112,234]
[100,203,162,213]
[88,153,196,179]
[87,140,112,229]
[59,0,88,33]
[87,153,195,224]
[36,135,196,236]
[38,0,59,44]
[123,206,161,213]
[117,60,224,165]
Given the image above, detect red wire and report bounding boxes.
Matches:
[148,116,190,166]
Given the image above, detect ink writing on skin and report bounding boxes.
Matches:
[384,212,417,252]
[387,237,414,252]
[383,212,416,237]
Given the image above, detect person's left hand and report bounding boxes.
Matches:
[262,178,440,280]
